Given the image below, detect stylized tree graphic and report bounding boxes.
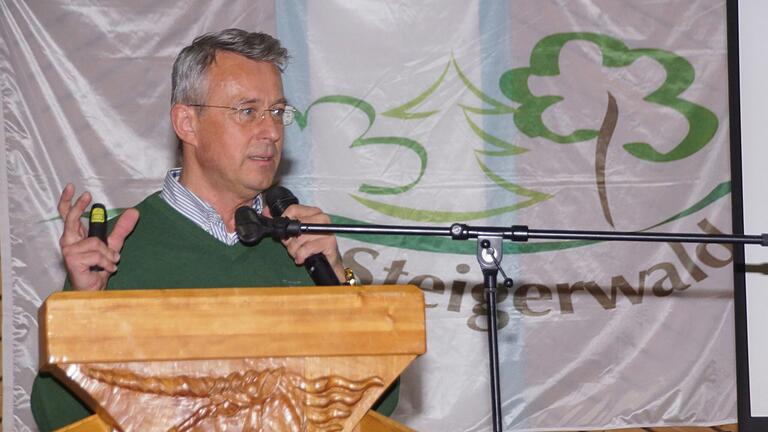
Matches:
[288,35,729,254]
[499,32,718,227]
[295,59,551,223]
[343,57,550,222]
[295,95,428,197]
[296,33,718,228]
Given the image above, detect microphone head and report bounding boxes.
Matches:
[264,186,299,216]
[235,206,272,245]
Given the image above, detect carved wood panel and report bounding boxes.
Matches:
[53,356,411,432]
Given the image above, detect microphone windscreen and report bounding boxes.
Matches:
[264,186,299,216]
[235,206,268,244]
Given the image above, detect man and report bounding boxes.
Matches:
[31,29,396,431]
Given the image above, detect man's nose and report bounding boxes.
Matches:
[255,113,281,140]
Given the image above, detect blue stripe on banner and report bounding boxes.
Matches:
[479,0,525,425]
[275,0,313,203]
[479,0,517,226]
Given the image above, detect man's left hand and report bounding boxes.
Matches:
[276,204,345,282]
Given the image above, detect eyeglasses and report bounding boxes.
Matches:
[188,103,296,126]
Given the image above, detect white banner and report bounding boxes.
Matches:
[1,1,733,430]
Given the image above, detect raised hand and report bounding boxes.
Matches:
[58,183,139,291]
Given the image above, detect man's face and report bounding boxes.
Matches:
[189,51,285,201]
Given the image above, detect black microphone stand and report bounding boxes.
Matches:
[235,210,768,432]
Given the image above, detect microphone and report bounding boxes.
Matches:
[263,186,341,286]
[88,203,107,271]
[235,206,303,244]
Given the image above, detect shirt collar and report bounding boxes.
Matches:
[159,168,262,245]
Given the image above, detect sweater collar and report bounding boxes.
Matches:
[159,168,262,245]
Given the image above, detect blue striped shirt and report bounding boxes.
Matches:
[159,168,262,246]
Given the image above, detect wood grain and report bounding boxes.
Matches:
[356,411,416,432]
[41,285,425,431]
[41,285,426,365]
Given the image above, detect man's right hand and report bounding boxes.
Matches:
[58,183,140,291]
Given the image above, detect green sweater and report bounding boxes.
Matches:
[31,193,398,431]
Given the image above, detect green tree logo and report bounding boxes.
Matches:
[293,32,727,254]
[500,32,718,226]
[295,57,551,223]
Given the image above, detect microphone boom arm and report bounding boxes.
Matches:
[234,205,768,432]
[296,222,768,246]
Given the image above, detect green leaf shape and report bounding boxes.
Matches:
[451,57,552,214]
[474,155,552,202]
[451,57,516,115]
[350,193,548,223]
[44,208,128,223]
[646,181,731,229]
[100,208,126,221]
[349,147,551,221]
[337,180,731,255]
[382,55,517,119]
[296,95,376,135]
[499,32,718,162]
[297,95,430,196]
[353,136,428,195]
[464,111,528,156]
[620,48,718,162]
[382,61,450,119]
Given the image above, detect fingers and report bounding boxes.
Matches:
[281,204,328,224]
[281,205,331,260]
[107,208,140,252]
[280,204,345,280]
[57,183,75,219]
[284,235,346,282]
[59,185,92,247]
[56,186,140,290]
[63,238,120,273]
[283,235,335,263]
[62,207,139,292]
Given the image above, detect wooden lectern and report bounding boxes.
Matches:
[40,285,425,432]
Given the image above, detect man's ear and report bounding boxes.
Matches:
[171,104,199,147]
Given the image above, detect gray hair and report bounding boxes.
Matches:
[171,29,289,105]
